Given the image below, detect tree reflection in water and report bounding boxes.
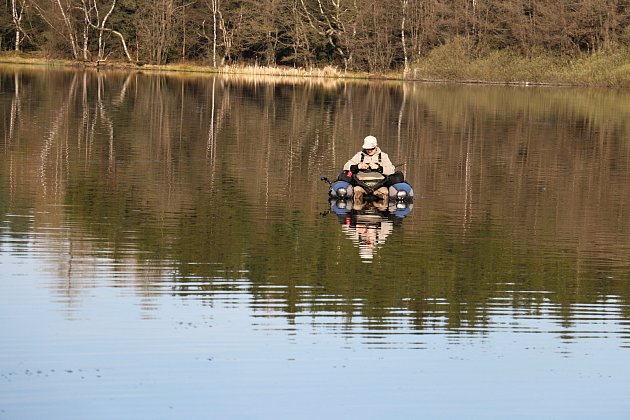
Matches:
[2,64,630,326]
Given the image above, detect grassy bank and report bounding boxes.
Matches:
[2,43,630,87]
[0,51,364,80]
[409,38,630,87]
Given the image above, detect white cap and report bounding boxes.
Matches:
[362,135,378,149]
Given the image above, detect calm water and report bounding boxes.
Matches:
[1,65,630,419]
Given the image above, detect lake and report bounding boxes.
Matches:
[1,64,629,419]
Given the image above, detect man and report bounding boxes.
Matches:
[343,135,395,207]
[341,217,394,263]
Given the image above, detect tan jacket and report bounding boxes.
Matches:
[343,147,395,175]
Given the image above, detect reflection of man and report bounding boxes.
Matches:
[341,218,393,262]
[343,135,395,208]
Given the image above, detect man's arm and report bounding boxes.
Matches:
[343,152,363,172]
[380,153,395,175]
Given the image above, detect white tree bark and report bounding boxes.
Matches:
[11,0,26,52]
[81,2,90,60]
[55,0,80,59]
[97,0,117,60]
[82,0,134,62]
[211,0,219,67]
[206,0,225,67]
[401,0,408,73]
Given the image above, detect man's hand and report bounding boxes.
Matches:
[369,163,380,170]
[358,162,369,170]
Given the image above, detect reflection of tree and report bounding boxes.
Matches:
[39,72,78,200]
[7,70,22,200]
[1,67,630,330]
[96,72,116,174]
[8,71,21,143]
[206,76,232,189]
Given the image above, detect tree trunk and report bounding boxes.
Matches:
[401,0,408,73]
[82,6,90,60]
[11,0,25,52]
[55,0,80,59]
[211,0,219,67]
[98,0,118,60]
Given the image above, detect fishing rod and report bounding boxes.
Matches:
[320,176,333,185]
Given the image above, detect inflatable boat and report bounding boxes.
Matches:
[323,170,414,202]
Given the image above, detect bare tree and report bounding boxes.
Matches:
[135,0,179,64]
[208,0,221,67]
[401,0,409,72]
[54,0,80,59]
[11,0,27,51]
[80,0,133,62]
[347,0,400,71]
[5,0,630,68]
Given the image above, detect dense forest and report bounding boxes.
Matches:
[2,0,630,73]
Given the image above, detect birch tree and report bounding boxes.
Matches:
[209,0,220,67]
[400,0,408,72]
[80,0,133,61]
[11,0,27,51]
[54,0,80,59]
[296,0,352,67]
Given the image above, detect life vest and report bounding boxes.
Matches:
[360,152,382,164]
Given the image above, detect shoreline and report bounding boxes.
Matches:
[0,52,616,88]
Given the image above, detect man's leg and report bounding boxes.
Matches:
[374,187,389,206]
[353,186,366,210]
